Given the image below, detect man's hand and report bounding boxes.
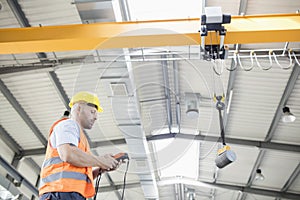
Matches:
[96,154,119,171]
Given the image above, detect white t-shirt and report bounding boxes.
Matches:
[50,119,80,148]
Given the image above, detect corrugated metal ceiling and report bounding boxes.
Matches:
[0,0,299,200]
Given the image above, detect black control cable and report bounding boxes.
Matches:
[94,172,102,200]
[94,157,129,200]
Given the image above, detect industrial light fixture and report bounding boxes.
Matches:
[185,93,199,119]
[186,188,196,199]
[255,169,265,181]
[282,106,296,123]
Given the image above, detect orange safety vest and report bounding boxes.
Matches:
[39,118,95,198]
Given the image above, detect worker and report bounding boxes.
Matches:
[39,91,121,200]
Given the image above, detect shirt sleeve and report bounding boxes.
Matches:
[50,119,80,148]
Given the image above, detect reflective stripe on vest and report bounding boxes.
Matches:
[42,156,63,168]
[40,171,91,184]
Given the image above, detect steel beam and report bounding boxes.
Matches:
[202,181,300,200]
[147,133,300,152]
[173,57,181,132]
[0,14,300,54]
[23,133,300,157]
[0,65,55,75]
[96,182,140,193]
[92,138,127,148]
[6,0,47,60]
[0,114,41,198]
[22,139,127,156]
[6,0,30,27]
[23,158,41,175]
[0,79,47,146]
[118,0,131,21]
[245,150,266,187]
[32,175,40,200]
[238,0,248,16]
[22,148,46,157]
[238,146,257,199]
[0,174,28,199]
[162,56,173,133]
[6,153,23,185]
[0,125,22,154]
[72,0,113,4]
[48,71,70,110]
[281,163,300,192]
[105,173,123,200]
[0,156,38,196]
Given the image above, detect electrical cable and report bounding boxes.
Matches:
[199,139,219,160]
[93,172,102,200]
[121,161,130,199]
[212,59,224,76]
[223,56,237,71]
[93,160,130,200]
[272,50,293,70]
[254,51,273,71]
[237,51,255,71]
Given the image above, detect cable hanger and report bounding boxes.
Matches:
[237,51,255,71]
[272,49,294,70]
[222,52,238,71]
[253,51,273,71]
[213,48,298,72]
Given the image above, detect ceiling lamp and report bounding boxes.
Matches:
[282,106,296,123]
[255,169,265,181]
[185,93,199,119]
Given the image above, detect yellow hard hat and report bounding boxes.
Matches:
[69,91,103,112]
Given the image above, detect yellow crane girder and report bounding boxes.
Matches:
[0,13,299,54]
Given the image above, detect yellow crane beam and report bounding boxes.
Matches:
[0,13,299,54]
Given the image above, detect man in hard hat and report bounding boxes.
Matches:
[39,91,120,200]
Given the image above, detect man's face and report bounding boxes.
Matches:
[78,103,98,129]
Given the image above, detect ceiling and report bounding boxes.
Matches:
[0,0,300,200]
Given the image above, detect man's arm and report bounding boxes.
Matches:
[57,143,118,170]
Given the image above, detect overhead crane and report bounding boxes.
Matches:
[0,13,299,54]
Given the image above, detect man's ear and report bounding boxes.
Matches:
[77,104,82,112]
[73,103,82,114]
